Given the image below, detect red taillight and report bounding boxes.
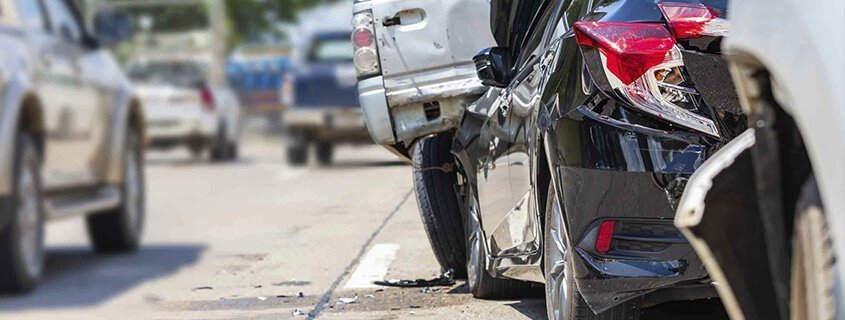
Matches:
[352,28,374,48]
[658,2,729,39]
[595,220,616,254]
[574,22,675,85]
[352,10,381,77]
[201,87,214,111]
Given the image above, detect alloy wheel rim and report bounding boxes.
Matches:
[17,152,43,279]
[546,194,570,320]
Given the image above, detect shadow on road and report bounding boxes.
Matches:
[327,160,408,169]
[0,244,205,311]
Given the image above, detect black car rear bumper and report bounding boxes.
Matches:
[551,106,717,312]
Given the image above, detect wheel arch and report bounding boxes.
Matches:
[104,93,145,185]
[0,82,44,197]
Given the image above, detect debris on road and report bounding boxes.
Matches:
[373,269,456,288]
[292,309,306,316]
[191,286,214,291]
[273,280,312,287]
[337,296,359,305]
[257,296,267,301]
[419,287,443,293]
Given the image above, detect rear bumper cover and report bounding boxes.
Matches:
[674,129,786,320]
[283,107,369,143]
[553,107,715,312]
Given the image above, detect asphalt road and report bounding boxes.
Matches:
[0,134,729,320]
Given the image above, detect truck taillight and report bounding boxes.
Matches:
[352,10,381,78]
[201,86,215,111]
[280,73,294,107]
[657,2,729,39]
[574,22,720,137]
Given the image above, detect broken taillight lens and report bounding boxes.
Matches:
[201,86,215,111]
[574,21,720,137]
[658,2,729,39]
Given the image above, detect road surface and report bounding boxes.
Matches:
[0,134,728,320]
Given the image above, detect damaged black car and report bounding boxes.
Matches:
[414,0,748,319]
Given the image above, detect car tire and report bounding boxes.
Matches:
[464,181,532,299]
[316,142,334,166]
[0,132,45,293]
[87,129,144,253]
[544,187,640,320]
[211,122,234,162]
[790,177,836,320]
[286,134,308,166]
[413,133,468,279]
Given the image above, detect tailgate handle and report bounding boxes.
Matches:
[383,16,401,27]
[383,9,425,27]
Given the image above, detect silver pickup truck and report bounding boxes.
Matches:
[354,0,495,158]
[0,0,143,293]
[353,0,495,277]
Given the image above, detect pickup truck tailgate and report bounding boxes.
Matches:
[372,0,496,106]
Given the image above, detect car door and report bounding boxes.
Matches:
[476,0,557,258]
[38,0,103,189]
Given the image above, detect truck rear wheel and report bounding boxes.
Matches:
[316,142,334,166]
[413,133,468,279]
[790,178,836,320]
[0,133,45,293]
[287,133,308,166]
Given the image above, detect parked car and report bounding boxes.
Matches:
[675,0,845,319]
[447,0,747,318]
[0,0,144,293]
[128,56,241,161]
[282,30,367,166]
[353,0,496,277]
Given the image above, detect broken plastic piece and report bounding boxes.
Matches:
[372,269,456,288]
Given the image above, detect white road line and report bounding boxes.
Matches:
[343,243,400,289]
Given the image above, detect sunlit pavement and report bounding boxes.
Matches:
[0,132,729,320]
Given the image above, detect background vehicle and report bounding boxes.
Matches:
[227,42,292,133]
[353,0,497,278]
[450,0,746,318]
[111,0,241,161]
[128,55,241,161]
[675,0,845,319]
[282,29,367,166]
[0,0,143,293]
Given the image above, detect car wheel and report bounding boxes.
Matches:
[316,142,333,166]
[413,133,467,279]
[790,178,836,320]
[0,132,45,293]
[210,122,232,162]
[464,182,532,299]
[544,187,640,319]
[286,134,308,166]
[87,129,144,253]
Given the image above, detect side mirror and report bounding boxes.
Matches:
[93,11,134,46]
[473,47,511,88]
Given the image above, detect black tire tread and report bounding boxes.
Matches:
[413,133,468,279]
[87,130,143,253]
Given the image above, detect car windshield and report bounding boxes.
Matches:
[127,61,208,87]
[308,37,353,63]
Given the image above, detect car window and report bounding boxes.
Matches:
[43,0,82,42]
[514,1,556,68]
[15,0,47,31]
[308,37,353,63]
[127,61,208,88]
